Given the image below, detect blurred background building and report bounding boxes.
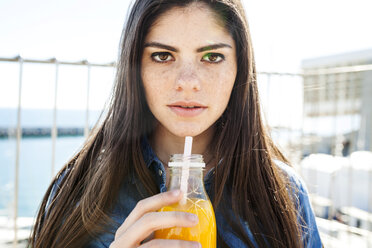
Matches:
[302,49,372,156]
[299,49,372,247]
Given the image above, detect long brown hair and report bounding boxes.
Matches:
[30,0,303,247]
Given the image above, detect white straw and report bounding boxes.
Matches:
[183,136,193,156]
[180,136,192,205]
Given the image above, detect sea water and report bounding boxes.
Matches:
[0,136,85,217]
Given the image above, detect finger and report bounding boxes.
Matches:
[140,239,201,248]
[117,211,198,246]
[115,190,183,239]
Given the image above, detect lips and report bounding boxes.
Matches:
[168,101,207,117]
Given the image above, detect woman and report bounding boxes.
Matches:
[30,0,322,247]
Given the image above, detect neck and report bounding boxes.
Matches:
[149,124,215,167]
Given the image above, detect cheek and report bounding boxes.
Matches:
[142,67,172,104]
[204,67,236,96]
[202,66,236,116]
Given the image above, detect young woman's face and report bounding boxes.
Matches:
[141,3,237,138]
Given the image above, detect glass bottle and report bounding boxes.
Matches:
[154,154,217,248]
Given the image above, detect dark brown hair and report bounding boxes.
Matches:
[30,0,303,247]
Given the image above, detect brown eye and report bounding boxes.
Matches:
[159,53,169,61]
[209,54,218,61]
[151,52,174,63]
[202,53,224,63]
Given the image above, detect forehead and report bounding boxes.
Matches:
[145,3,233,46]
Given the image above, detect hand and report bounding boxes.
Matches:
[109,190,201,248]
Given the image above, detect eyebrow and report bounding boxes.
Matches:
[144,42,232,52]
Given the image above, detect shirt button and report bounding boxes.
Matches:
[158,169,163,176]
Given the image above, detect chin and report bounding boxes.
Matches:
[168,124,207,138]
[172,129,203,138]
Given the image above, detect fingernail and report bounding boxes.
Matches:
[170,189,181,197]
[188,214,198,223]
[194,242,202,248]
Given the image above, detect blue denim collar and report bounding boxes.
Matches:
[141,136,161,168]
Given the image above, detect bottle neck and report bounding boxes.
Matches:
[168,167,208,201]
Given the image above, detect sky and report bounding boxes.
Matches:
[0,0,371,116]
[245,0,372,71]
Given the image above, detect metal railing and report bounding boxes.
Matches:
[0,56,115,248]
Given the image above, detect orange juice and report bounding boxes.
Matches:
[155,198,216,247]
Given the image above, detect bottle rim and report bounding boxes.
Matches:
[169,154,205,167]
[168,162,205,168]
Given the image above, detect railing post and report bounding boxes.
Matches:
[266,74,271,124]
[51,59,59,178]
[84,63,91,138]
[299,73,305,176]
[13,56,23,248]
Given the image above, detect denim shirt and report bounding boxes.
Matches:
[50,138,322,248]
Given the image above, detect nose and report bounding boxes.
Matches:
[174,63,201,92]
